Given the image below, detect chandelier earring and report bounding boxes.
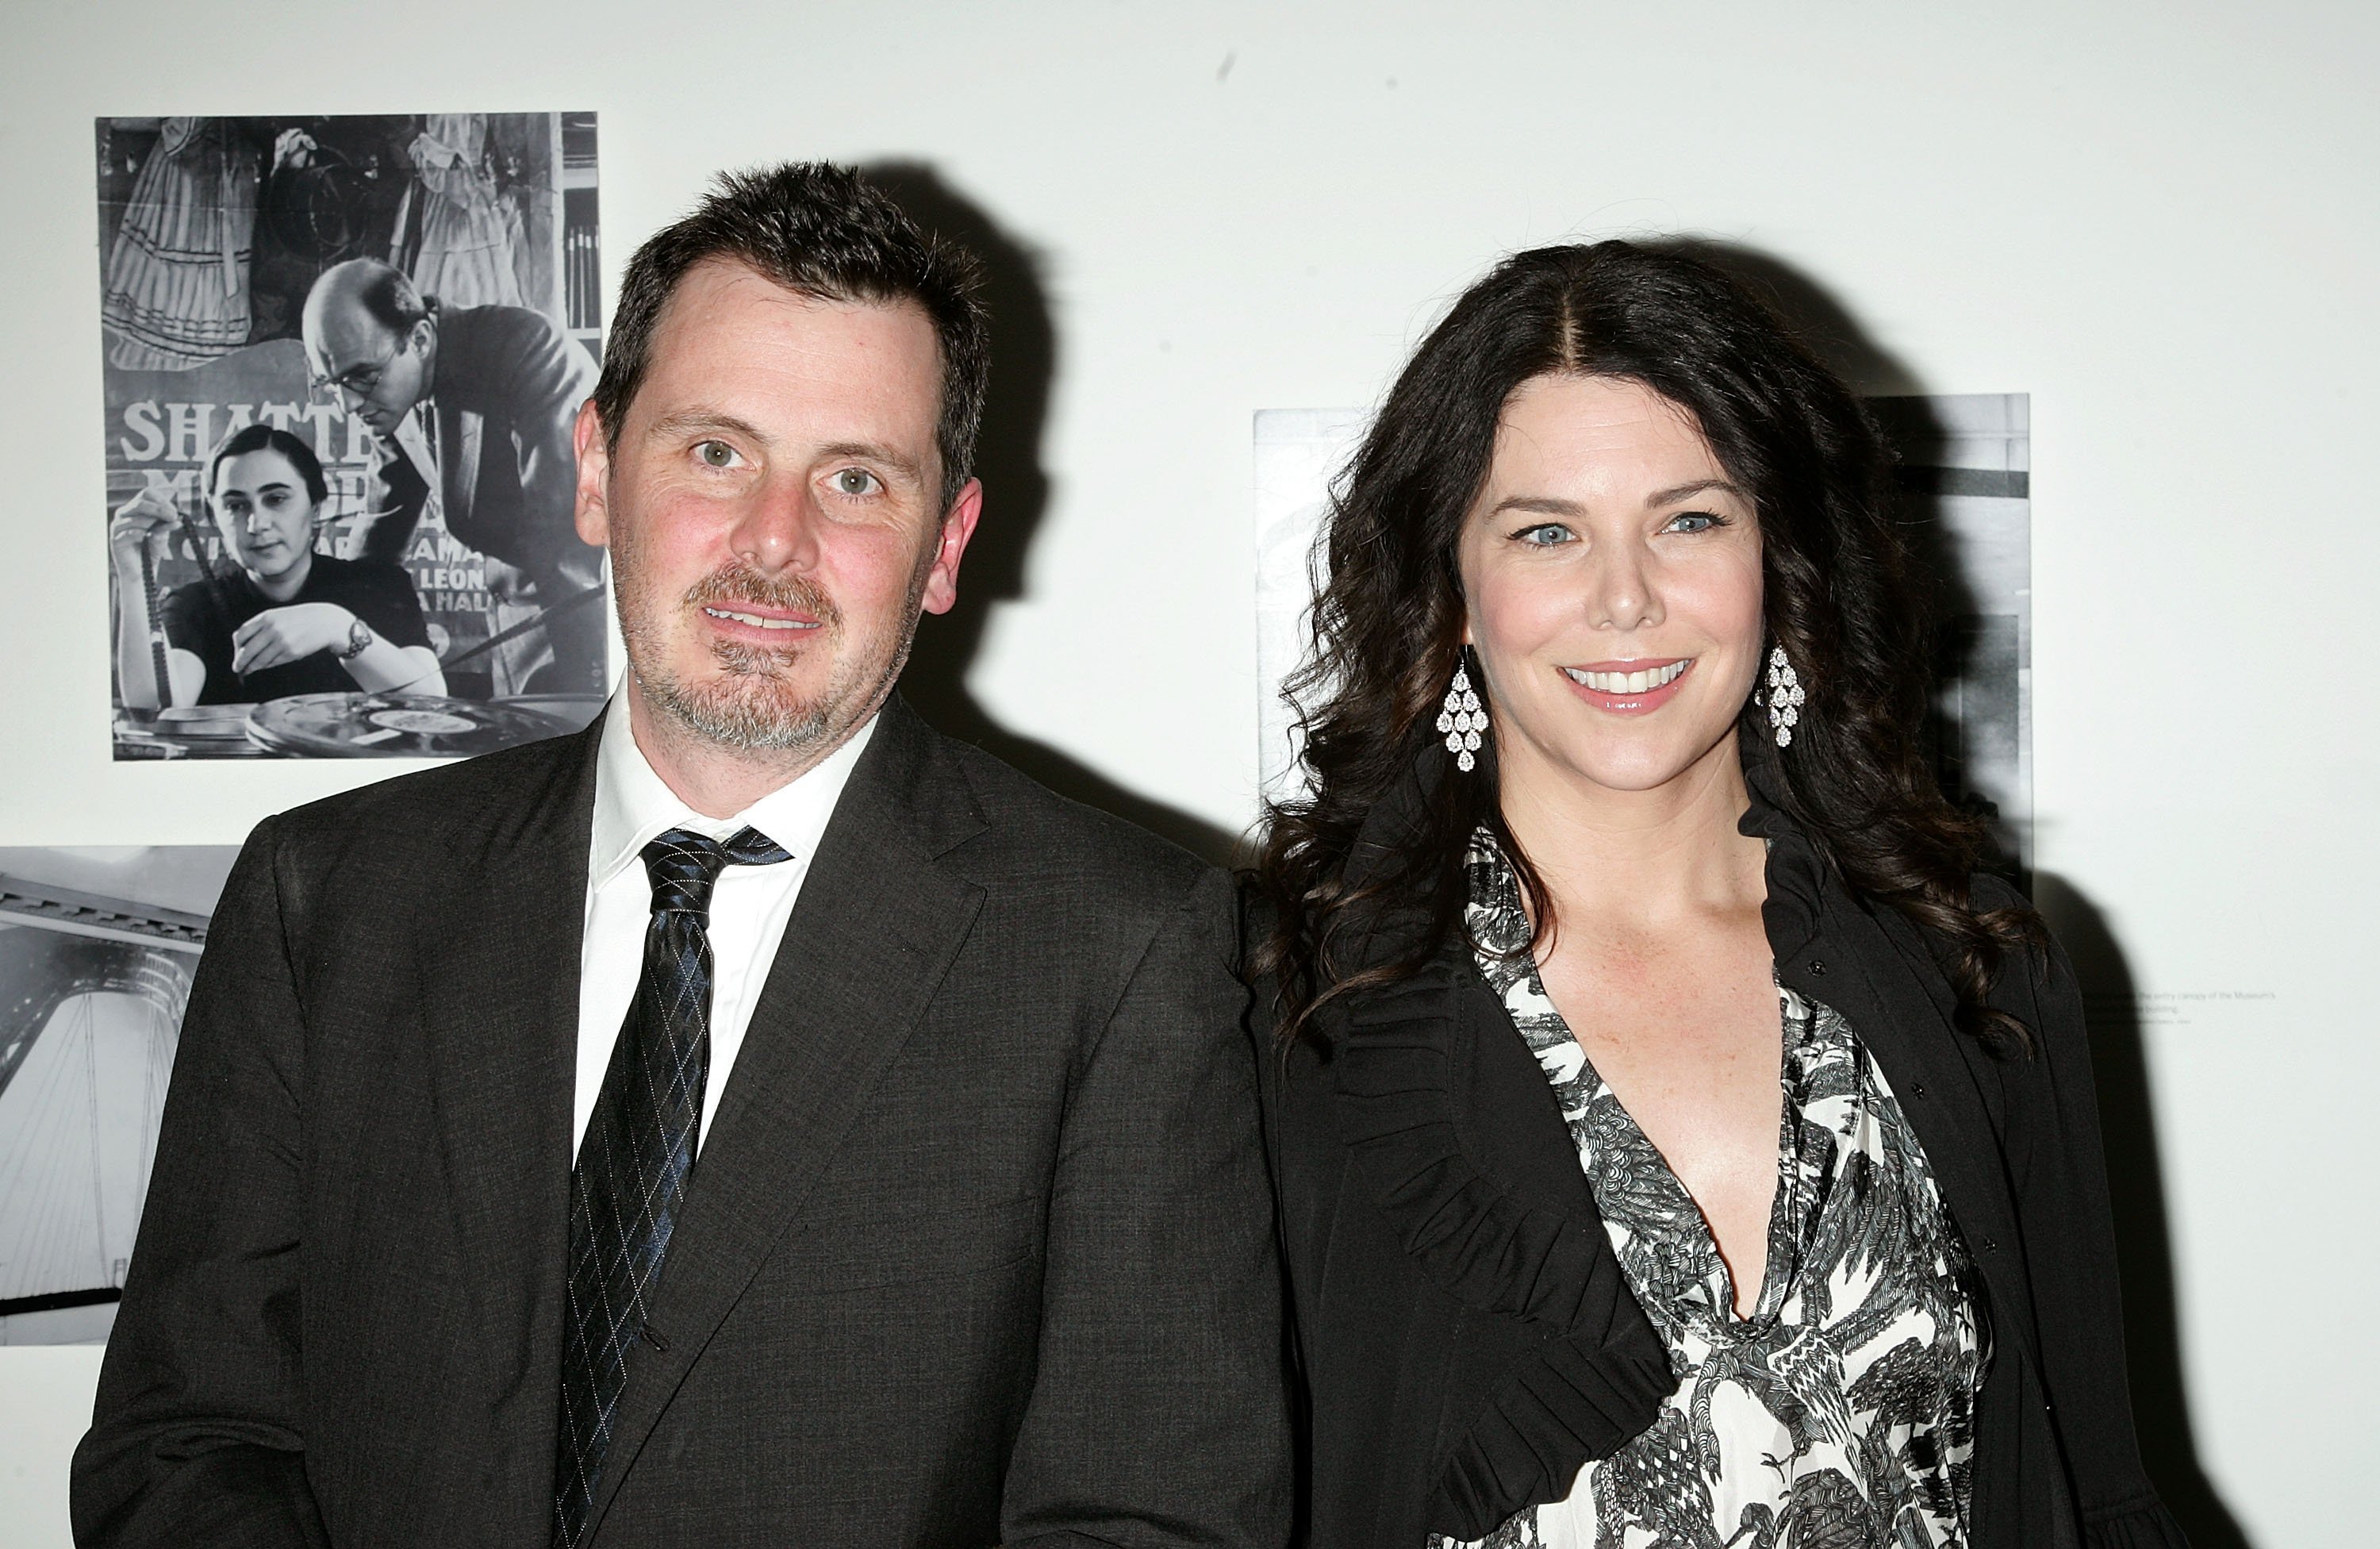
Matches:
[1438,655,1485,772]
[1764,644,1805,748]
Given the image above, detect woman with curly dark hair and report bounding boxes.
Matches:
[1249,242,2181,1549]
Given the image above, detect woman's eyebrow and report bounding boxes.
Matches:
[1490,494,1585,518]
[1488,480,1745,518]
[1644,478,1745,507]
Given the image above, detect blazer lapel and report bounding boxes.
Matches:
[442,401,483,529]
[1783,890,2044,1374]
[416,721,599,1524]
[582,698,988,1535]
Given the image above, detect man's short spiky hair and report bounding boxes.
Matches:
[592,162,990,502]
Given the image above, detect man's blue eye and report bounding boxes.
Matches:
[698,442,735,467]
[835,468,879,496]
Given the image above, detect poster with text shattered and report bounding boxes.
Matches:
[98,113,606,759]
[1254,394,2031,871]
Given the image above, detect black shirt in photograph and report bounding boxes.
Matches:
[161,552,432,705]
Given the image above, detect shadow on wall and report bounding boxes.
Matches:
[865,162,1237,866]
[2035,874,2250,1549]
[1691,239,2250,1547]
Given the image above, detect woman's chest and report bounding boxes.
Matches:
[1534,924,1781,1278]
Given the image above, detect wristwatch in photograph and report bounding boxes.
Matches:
[336,617,375,661]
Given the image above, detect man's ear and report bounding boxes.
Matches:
[919,478,984,617]
[573,401,611,548]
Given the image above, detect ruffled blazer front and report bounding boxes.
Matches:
[1249,736,2188,1549]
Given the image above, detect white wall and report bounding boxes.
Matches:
[2,2,2369,1542]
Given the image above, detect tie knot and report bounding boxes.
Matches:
[641,826,792,914]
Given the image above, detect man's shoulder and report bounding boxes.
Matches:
[929,732,1219,914]
[441,301,567,349]
[441,303,593,392]
[265,727,589,858]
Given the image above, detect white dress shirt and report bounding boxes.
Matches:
[573,694,876,1158]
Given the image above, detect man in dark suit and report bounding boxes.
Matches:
[301,259,607,695]
[75,163,1289,1547]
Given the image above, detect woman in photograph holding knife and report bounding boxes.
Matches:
[112,422,440,712]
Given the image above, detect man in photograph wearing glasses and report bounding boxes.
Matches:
[301,258,605,695]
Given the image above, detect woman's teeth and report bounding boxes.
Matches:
[1563,660,1688,694]
[704,606,809,631]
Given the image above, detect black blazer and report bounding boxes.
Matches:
[75,698,1290,1547]
[1253,750,2185,1549]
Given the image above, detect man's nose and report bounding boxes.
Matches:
[730,476,823,575]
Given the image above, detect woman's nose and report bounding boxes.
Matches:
[1588,545,1662,630]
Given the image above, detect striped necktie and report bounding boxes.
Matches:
[551,825,791,1547]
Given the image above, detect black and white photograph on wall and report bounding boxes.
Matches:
[97,112,608,760]
[1871,393,2033,873]
[0,847,237,1345]
[1253,394,2033,869]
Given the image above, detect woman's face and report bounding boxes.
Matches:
[211,449,320,580]
[1457,373,1765,798]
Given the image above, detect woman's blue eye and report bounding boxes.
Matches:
[1667,511,1722,533]
[1519,523,1570,546]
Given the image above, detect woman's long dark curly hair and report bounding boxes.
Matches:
[1251,240,2044,1052]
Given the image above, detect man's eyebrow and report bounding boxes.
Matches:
[641,417,927,483]
[646,410,772,445]
[817,440,926,483]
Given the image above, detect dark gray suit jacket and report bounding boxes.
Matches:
[73,698,1290,1547]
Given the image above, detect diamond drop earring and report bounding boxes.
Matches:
[1765,645,1805,748]
[1438,659,1485,772]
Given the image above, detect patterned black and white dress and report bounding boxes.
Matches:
[1434,838,1990,1549]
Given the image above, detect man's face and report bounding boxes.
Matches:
[305,306,432,439]
[575,258,979,756]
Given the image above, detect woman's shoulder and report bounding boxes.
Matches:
[1961,871,2091,1063]
[307,550,402,580]
[159,572,244,631]
[305,552,418,598]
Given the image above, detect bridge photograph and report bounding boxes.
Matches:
[0,848,232,1344]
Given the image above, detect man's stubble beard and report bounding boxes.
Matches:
[615,532,931,755]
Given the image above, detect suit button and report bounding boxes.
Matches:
[1807,959,1827,976]
[1981,1237,1998,1252]
[1913,1082,1927,1098]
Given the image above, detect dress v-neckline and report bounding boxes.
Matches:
[1528,966,1815,1331]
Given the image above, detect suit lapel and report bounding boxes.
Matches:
[416,721,599,1527]
[583,698,988,1534]
[442,400,482,529]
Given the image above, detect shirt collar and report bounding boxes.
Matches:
[589,687,878,889]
